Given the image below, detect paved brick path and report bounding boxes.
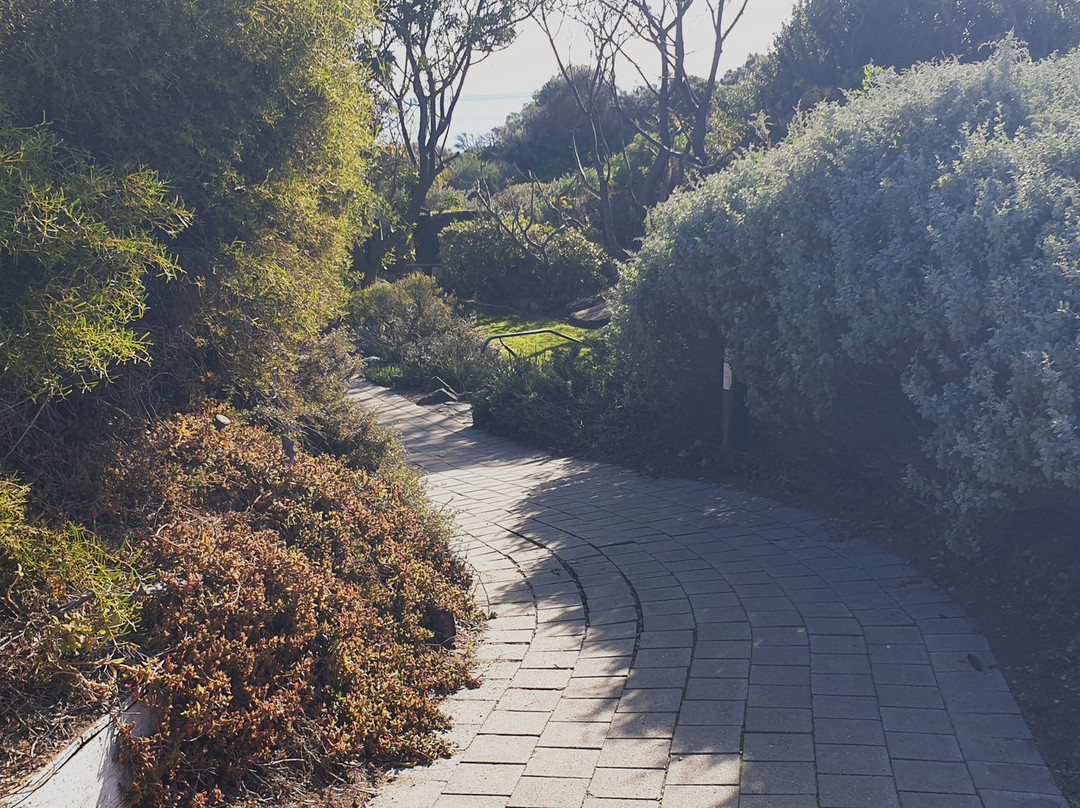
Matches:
[355,382,1066,808]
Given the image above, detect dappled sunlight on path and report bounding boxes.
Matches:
[354,382,1066,808]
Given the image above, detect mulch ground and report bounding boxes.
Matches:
[877,507,1080,806]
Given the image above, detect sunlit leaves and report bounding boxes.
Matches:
[0,0,377,396]
[0,108,189,407]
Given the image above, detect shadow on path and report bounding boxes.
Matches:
[357,383,1066,808]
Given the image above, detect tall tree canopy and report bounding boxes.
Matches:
[358,0,534,280]
[0,0,377,399]
[715,0,1080,146]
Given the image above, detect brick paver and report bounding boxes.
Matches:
[357,383,1065,808]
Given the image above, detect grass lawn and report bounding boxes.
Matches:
[463,304,596,359]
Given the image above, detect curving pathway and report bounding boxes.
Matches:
[354,382,1066,808]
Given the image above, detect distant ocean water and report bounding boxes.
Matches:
[450,92,535,142]
[442,0,796,146]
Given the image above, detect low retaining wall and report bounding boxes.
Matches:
[3,704,151,808]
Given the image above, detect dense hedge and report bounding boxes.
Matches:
[0,0,375,396]
[0,101,189,450]
[441,218,613,308]
[619,41,1080,534]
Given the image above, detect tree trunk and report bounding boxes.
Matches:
[352,172,435,286]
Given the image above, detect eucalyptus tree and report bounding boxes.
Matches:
[358,0,537,282]
[610,0,749,176]
[533,0,749,256]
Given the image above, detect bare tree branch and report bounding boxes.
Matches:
[558,0,749,177]
[356,0,536,282]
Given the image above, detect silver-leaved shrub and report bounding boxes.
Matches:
[618,39,1080,538]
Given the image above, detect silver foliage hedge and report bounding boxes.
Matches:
[618,39,1080,531]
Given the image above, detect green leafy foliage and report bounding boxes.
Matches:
[349,274,500,393]
[620,41,1080,537]
[0,2,483,800]
[0,104,188,446]
[490,68,635,182]
[472,337,644,456]
[0,476,139,663]
[713,0,1080,149]
[250,329,405,474]
[0,476,141,780]
[0,0,376,395]
[104,406,476,806]
[441,218,614,307]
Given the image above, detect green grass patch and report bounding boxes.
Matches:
[363,363,402,387]
[463,305,595,359]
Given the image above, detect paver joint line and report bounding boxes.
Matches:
[354,384,1062,808]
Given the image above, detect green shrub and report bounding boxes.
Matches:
[250,329,405,474]
[473,355,576,441]
[104,406,475,806]
[0,0,376,397]
[546,227,618,303]
[619,40,1080,536]
[349,274,499,393]
[364,363,404,387]
[710,0,1080,152]
[441,217,613,307]
[0,476,140,779]
[473,337,644,455]
[0,475,139,657]
[0,102,188,448]
[350,274,456,356]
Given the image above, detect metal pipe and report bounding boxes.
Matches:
[481,329,586,355]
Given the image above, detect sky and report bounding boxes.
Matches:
[449,0,802,143]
